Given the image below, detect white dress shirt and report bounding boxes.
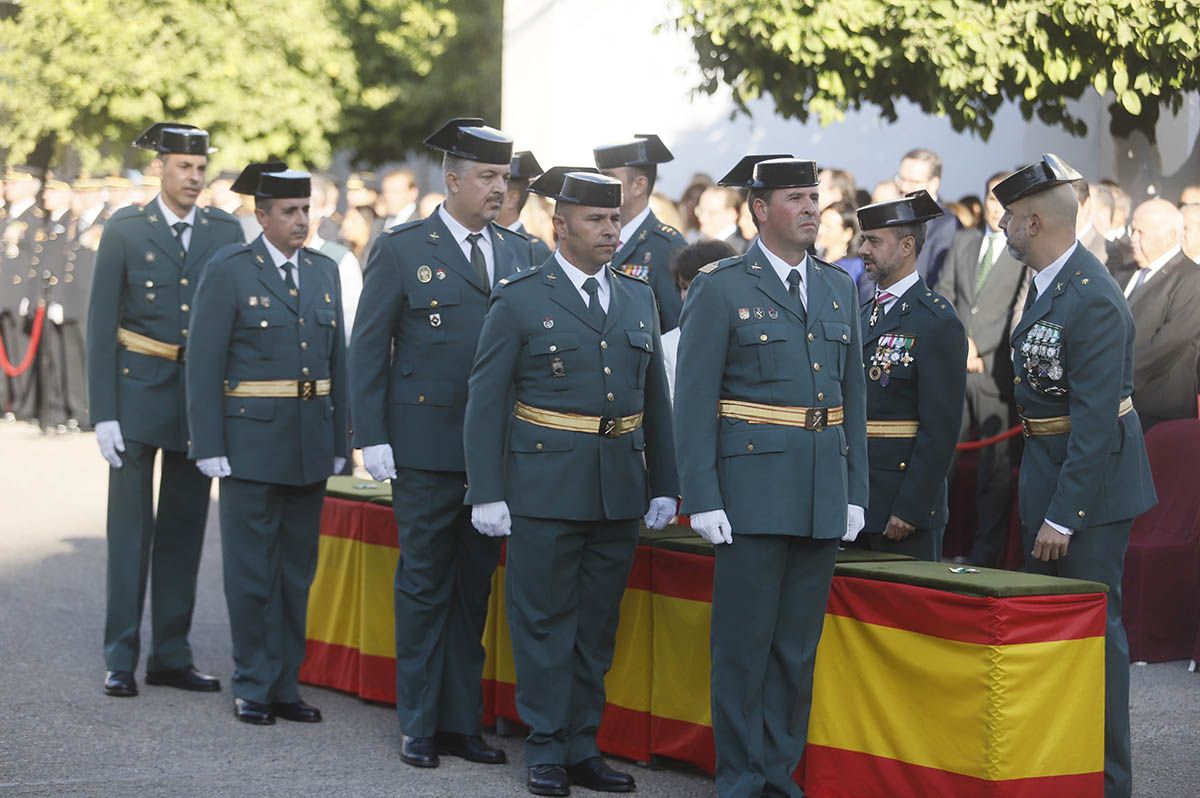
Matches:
[618,205,652,251]
[979,229,1006,265]
[156,195,196,250]
[555,250,610,313]
[874,270,920,315]
[262,234,300,288]
[661,327,681,405]
[6,198,35,220]
[1124,244,1181,298]
[758,241,809,309]
[438,204,495,285]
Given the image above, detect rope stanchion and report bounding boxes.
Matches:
[956,424,1021,452]
[0,305,47,377]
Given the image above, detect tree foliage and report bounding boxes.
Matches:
[675,0,1200,141]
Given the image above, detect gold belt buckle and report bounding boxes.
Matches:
[806,407,827,431]
[299,380,316,400]
[599,416,619,438]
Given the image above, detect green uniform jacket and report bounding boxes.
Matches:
[1011,245,1156,529]
[611,210,686,332]
[860,278,967,533]
[87,199,243,450]
[185,236,348,486]
[349,213,535,470]
[673,243,868,537]
[463,257,678,520]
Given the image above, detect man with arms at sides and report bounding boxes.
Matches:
[996,155,1156,798]
[87,123,243,698]
[935,171,1029,567]
[854,191,967,560]
[349,118,534,769]
[595,134,686,331]
[1124,198,1200,430]
[893,147,961,286]
[186,163,347,725]
[464,167,677,796]
[674,154,867,798]
[499,150,552,263]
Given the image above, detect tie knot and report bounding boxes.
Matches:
[172,221,189,236]
[786,269,802,288]
[466,232,482,245]
[583,276,601,296]
[876,290,896,304]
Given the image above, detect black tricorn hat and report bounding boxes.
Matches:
[716,154,794,188]
[424,117,513,165]
[722,157,818,190]
[593,134,674,170]
[510,151,544,182]
[231,162,311,199]
[856,190,944,230]
[133,122,215,155]
[530,167,620,208]
[991,154,1082,207]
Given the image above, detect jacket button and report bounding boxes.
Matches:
[299,318,305,325]
[1014,376,1021,385]
[817,392,825,401]
[600,341,608,349]
[842,333,849,342]
[604,367,611,375]
[899,462,908,471]
[760,334,768,342]
[536,442,544,450]
[260,320,268,328]
[606,392,615,401]
[746,443,755,452]
[430,300,439,308]
[180,277,189,286]
[180,304,189,312]
[122,367,130,375]
[239,407,245,414]
[807,333,815,342]
[813,362,822,372]
[418,394,425,403]
[549,345,557,352]
[302,367,310,376]
[1078,510,1086,518]
[145,280,154,288]
[181,329,188,337]
[301,341,308,350]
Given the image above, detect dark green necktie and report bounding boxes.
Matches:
[282,261,297,295]
[1023,281,1038,312]
[583,276,605,328]
[172,220,189,260]
[786,268,806,320]
[467,232,489,290]
[977,235,999,287]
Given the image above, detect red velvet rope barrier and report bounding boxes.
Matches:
[0,305,47,377]
[956,424,1022,451]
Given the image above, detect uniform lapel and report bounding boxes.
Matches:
[143,198,185,268]
[490,222,516,282]
[297,249,320,316]
[602,267,625,335]
[746,242,803,323]
[426,212,488,294]
[545,259,601,332]
[863,278,922,345]
[252,236,298,313]
[184,209,216,273]
[612,211,656,269]
[804,257,833,328]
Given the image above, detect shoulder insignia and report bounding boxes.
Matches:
[918,288,957,317]
[699,261,720,274]
[385,219,425,237]
[700,255,743,275]
[497,266,541,288]
[200,206,240,224]
[652,223,683,242]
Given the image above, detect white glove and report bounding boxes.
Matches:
[333,456,347,474]
[643,496,676,530]
[95,420,125,468]
[47,302,64,325]
[690,508,732,545]
[843,504,866,542]
[362,443,396,482]
[471,501,512,537]
[196,456,231,478]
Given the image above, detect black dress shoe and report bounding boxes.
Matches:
[400,735,438,768]
[567,757,635,792]
[103,670,138,697]
[233,698,275,725]
[145,665,221,692]
[271,700,322,723]
[527,765,570,797]
[435,732,506,764]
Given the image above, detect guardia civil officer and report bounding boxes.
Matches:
[349,118,534,767]
[673,155,868,798]
[594,135,686,331]
[994,155,1155,798]
[853,191,967,560]
[500,151,553,263]
[464,168,678,796]
[0,166,44,421]
[86,123,242,698]
[186,163,348,725]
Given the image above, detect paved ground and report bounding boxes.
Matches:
[0,422,1196,797]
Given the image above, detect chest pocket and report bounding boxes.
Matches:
[313,307,337,351]
[626,330,653,388]
[822,321,851,378]
[735,324,793,382]
[407,287,460,342]
[125,269,173,318]
[528,332,581,390]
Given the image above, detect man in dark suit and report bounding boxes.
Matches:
[935,171,1029,567]
[1075,181,1109,262]
[696,185,749,253]
[1125,198,1200,430]
[894,148,961,286]
[1094,181,1137,289]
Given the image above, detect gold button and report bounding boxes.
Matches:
[418,394,425,403]
[301,341,308,350]
[239,407,245,414]
[181,329,188,337]
[180,277,189,286]
[536,442,544,450]
[549,345,557,353]
[833,301,840,309]
[899,462,908,471]
[1014,376,1021,384]
[299,318,305,325]
[817,392,825,401]
[746,443,755,452]
[302,367,310,376]
[842,334,849,342]
[1078,510,1086,518]
[760,334,768,342]
[606,392,615,401]
[604,367,612,375]
[145,280,153,288]
[260,320,268,328]
[430,300,439,308]
[180,304,189,312]
[122,367,130,375]
[600,341,608,349]
[807,333,815,342]
[813,362,822,372]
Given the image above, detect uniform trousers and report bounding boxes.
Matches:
[391,468,500,737]
[103,440,211,672]
[219,476,325,704]
[711,534,838,798]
